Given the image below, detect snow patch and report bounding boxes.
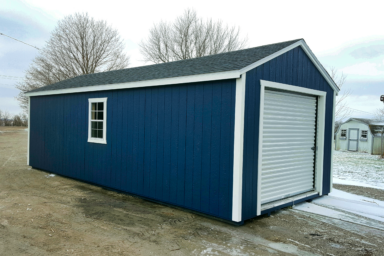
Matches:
[45,174,55,178]
[200,222,320,256]
[314,195,384,222]
[294,202,384,231]
[333,151,384,189]
[333,178,384,190]
[198,241,246,256]
[329,189,384,207]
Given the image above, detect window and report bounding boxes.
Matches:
[340,129,347,139]
[361,130,368,140]
[88,98,107,144]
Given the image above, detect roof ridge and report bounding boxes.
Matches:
[55,39,303,80]
[27,38,305,94]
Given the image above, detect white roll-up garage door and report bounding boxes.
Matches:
[260,89,317,204]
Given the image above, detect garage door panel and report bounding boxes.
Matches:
[262,147,314,155]
[261,185,315,203]
[264,110,316,119]
[262,159,314,170]
[262,153,315,165]
[263,136,316,143]
[262,177,314,192]
[265,93,316,104]
[262,141,315,149]
[262,165,315,178]
[264,131,315,138]
[262,174,314,186]
[260,89,316,205]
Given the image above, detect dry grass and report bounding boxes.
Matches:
[0,126,27,131]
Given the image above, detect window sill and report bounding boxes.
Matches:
[340,137,347,140]
[88,138,107,144]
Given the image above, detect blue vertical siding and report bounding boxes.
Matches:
[242,46,334,220]
[29,79,236,221]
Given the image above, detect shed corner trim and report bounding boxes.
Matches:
[232,73,246,222]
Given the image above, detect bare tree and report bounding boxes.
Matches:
[140,9,248,64]
[375,107,384,121]
[13,115,22,126]
[329,67,352,122]
[0,110,3,126]
[16,13,130,112]
[20,113,28,127]
[2,111,12,126]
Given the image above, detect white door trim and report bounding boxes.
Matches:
[330,91,336,192]
[232,73,246,222]
[256,80,326,216]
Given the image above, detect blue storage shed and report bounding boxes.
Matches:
[25,39,339,224]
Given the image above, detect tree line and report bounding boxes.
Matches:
[0,110,28,127]
[15,10,247,113]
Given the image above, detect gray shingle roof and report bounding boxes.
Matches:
[28,39,302,93]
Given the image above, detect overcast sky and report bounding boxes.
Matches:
[1,0,383,119]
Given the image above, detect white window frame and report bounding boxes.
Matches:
[88,98,107,144]
[361,130,368,140]
[340,129,347,139]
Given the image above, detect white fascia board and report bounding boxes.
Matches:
[232,73,246,222]
[25,71,241,97]
[239,40,340,94]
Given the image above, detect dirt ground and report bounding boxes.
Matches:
[1,127,383,256]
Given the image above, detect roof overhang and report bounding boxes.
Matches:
[25,70,241,97]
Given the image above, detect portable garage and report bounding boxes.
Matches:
[25,39,339,224]
[335,118,384,155]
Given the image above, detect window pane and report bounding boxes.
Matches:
[91,122,97,129]
[97,111,104,120]
[98,122,103,129]
[92,111,96,120]
[98,102,104,111]
[97,130,103,138]
[91,129,97,138]
[92,103,97,111]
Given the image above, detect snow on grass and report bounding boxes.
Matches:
[333,150,384,189]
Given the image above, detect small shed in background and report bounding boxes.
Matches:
[335,118,384,155]
[25,39,339,224]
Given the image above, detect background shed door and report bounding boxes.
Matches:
[348,129,359,151]
[261,89,317,204]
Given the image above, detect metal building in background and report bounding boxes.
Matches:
[25,39,339,224]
